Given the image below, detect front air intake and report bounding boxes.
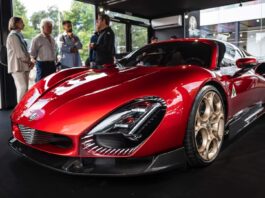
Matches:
[18,125,53,144]
[81,134,136,156]
[18,124,72,148]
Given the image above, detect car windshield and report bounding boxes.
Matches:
[119,41,213,68]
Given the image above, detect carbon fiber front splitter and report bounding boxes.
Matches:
[9,138,187,176]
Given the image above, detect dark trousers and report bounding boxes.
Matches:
[35,61,56,82]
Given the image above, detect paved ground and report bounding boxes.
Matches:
[1,109,265,198]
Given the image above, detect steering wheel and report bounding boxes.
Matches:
[185,57,205,66]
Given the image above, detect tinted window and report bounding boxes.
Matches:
[221,44,243,67]
[221,45,235,67]
[121,41,212,68]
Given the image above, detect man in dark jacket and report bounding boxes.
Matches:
[88,31,99,67]
[91,14,115,66]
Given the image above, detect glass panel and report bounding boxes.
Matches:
[131,25,148,51]
[200,22,237,45]
[239,19,265,59]
[12,0,95,86]
[111,21,126,54]
[12,0,95,63]
[199,0,265,60]
[200,0,265,26]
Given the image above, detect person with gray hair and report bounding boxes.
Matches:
[6,16,34,102]
[30,18,57,82]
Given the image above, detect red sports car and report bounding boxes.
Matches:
[9,38,265,176]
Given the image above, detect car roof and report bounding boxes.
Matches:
[152,38,246,56]
[153,38,231,47]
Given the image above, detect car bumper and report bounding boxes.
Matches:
[9,138,187,176]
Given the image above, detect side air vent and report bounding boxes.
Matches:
[81,135,136,156]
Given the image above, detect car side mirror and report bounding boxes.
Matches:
[233,58,257,77]
[236,57,257,69]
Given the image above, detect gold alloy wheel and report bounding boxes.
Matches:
[194,91,225,161]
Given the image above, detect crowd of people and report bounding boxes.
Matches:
[6,12,179,104]
[6,14,115,103]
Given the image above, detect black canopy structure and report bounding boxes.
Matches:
[80,0,253,19]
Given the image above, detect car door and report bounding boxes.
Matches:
[229,70,259,115]
[221,45,259,116]
[254,62,265,102]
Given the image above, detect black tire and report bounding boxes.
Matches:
[184,85,225,167]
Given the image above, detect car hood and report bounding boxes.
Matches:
[12,65,211,136]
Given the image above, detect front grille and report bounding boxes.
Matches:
[18,125,54,144]
[18,125,72,148]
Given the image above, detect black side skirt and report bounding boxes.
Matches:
[226,102,265,139]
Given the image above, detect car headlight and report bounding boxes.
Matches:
[80,97,166,156]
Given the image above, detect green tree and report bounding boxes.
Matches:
[111,21,126,53]
[30,6,62,37]
[31,11,47,30]
[12,0,36,39]
[13,0,26,16]
[13,0,95,62]
[131,25,148,51]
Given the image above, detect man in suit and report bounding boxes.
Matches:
[91,14,115,66]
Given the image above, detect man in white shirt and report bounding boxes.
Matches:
[30,19,57,82]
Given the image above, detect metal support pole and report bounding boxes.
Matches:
[0,0,17,109]
[235,21,240,47]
